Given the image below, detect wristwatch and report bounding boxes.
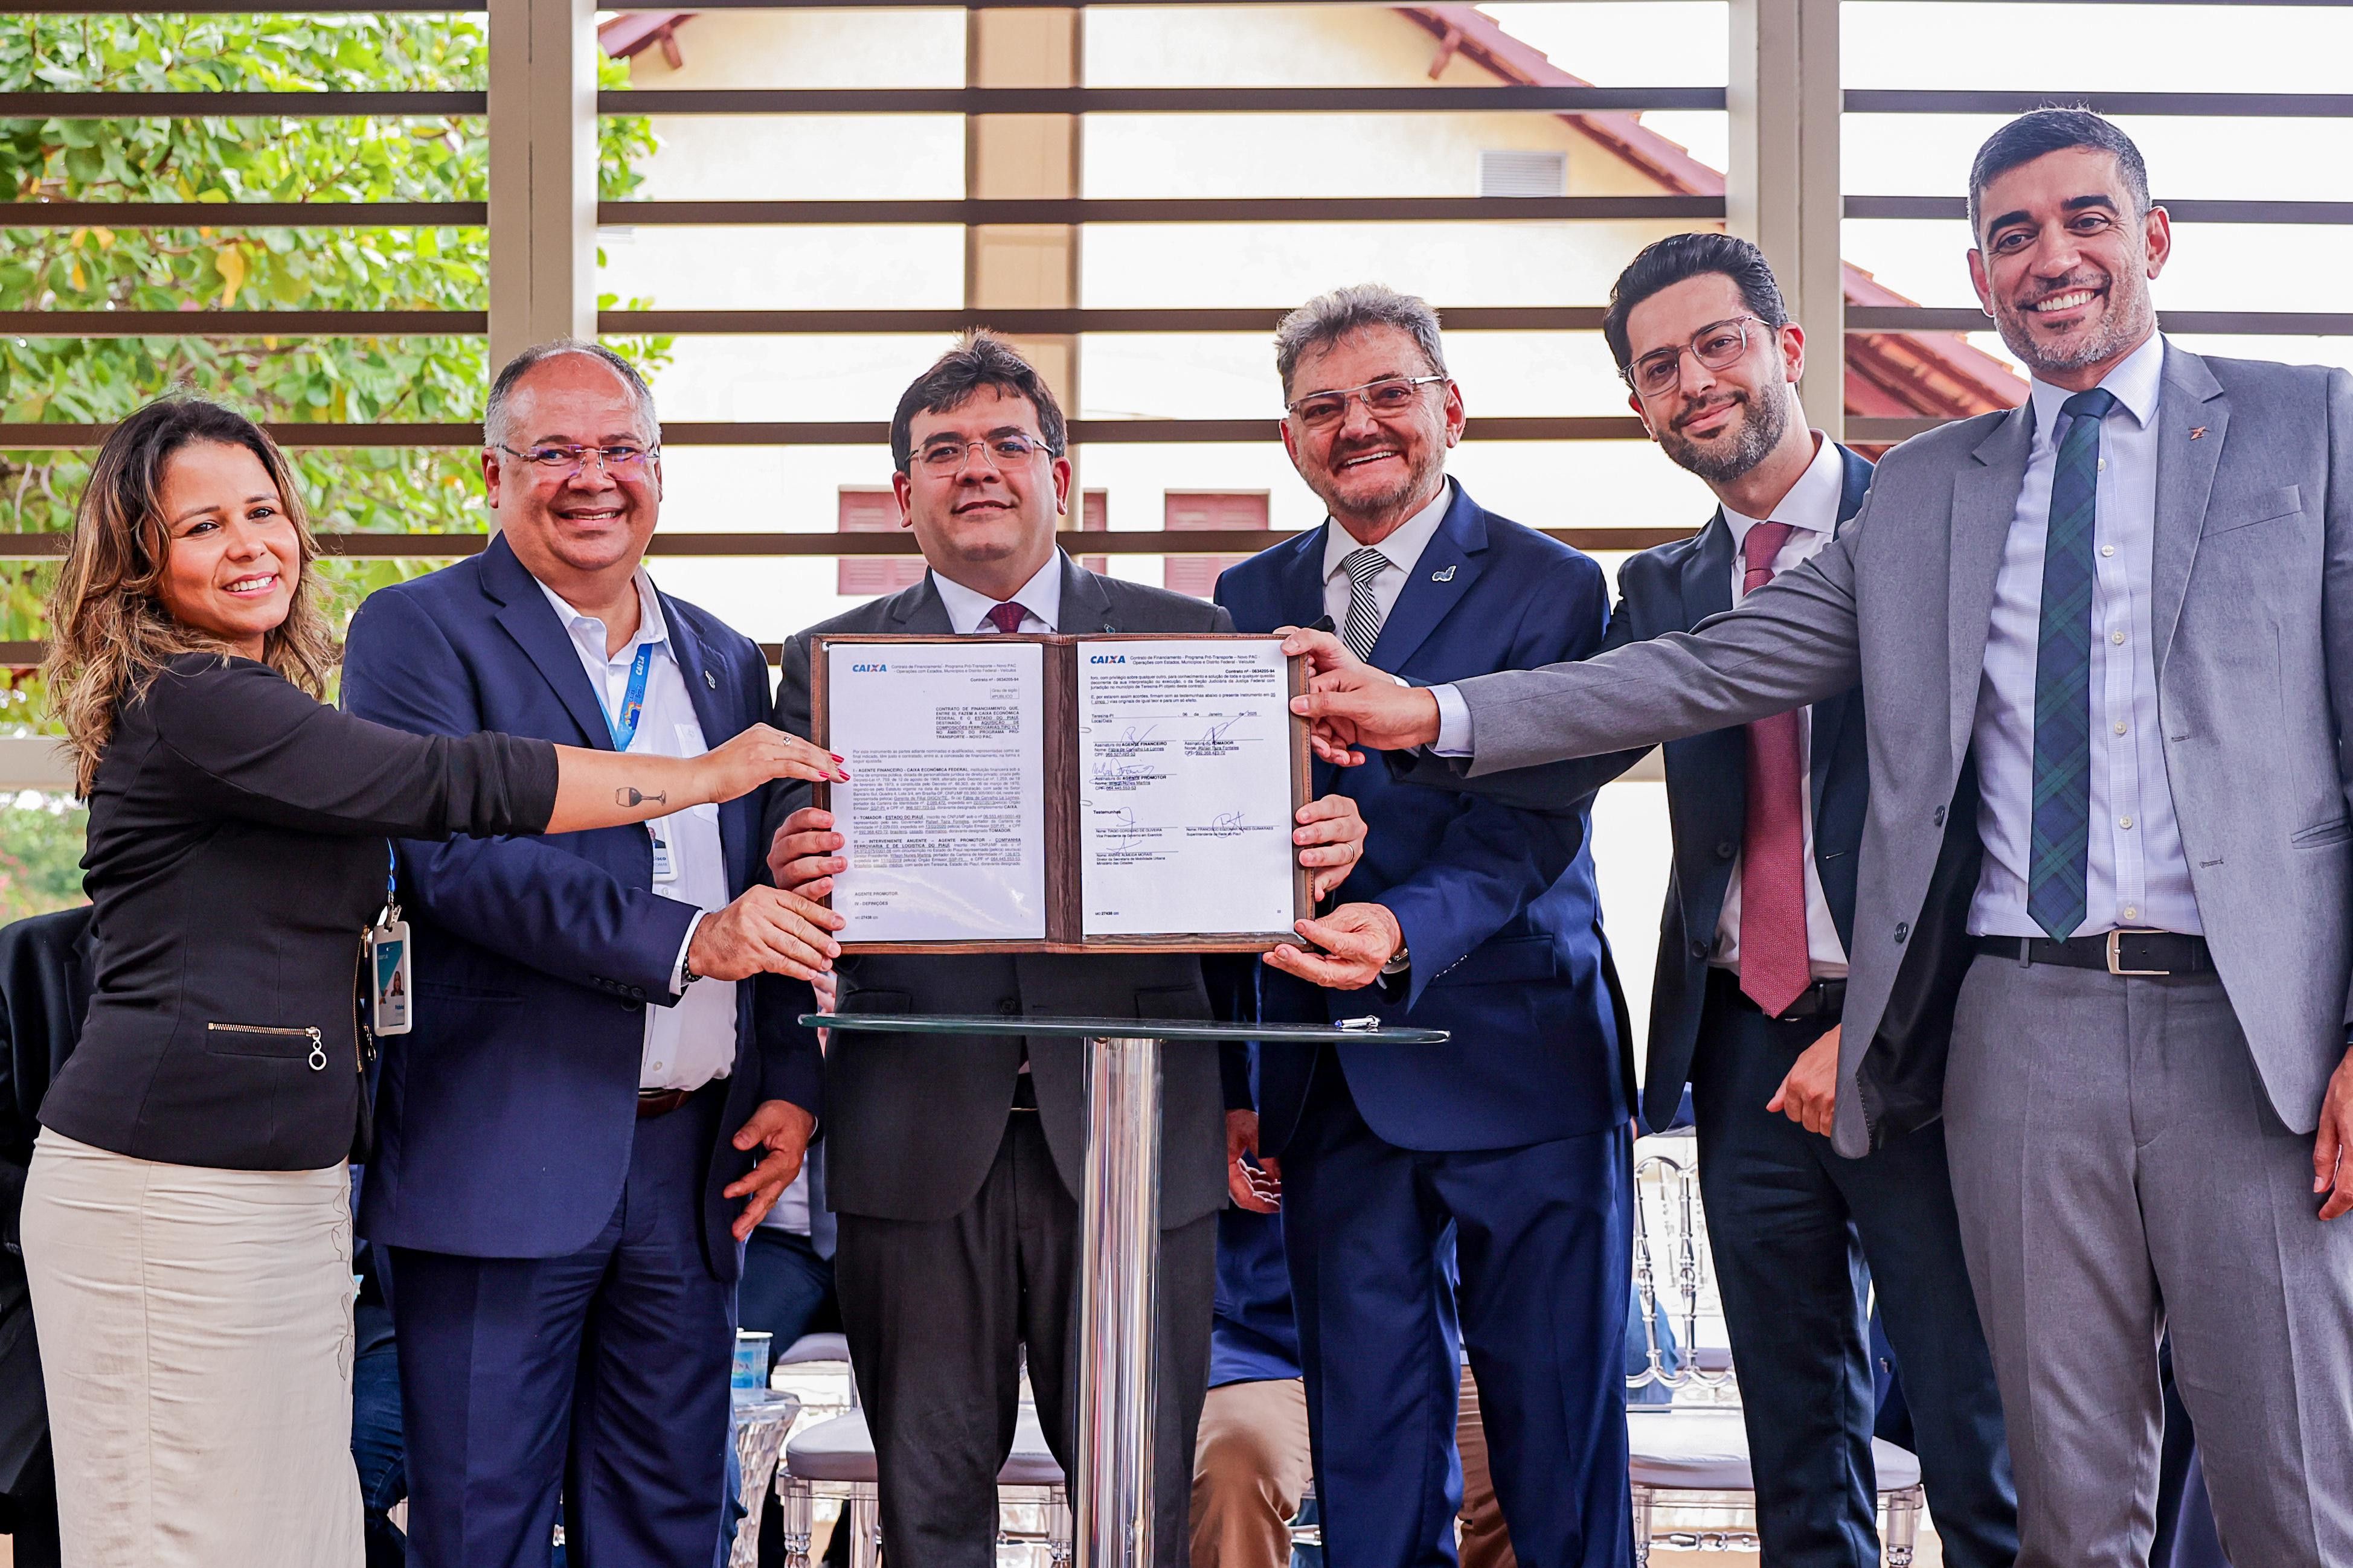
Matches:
[1379,942,1411,978]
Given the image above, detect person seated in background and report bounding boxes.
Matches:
[0,903,92,1568]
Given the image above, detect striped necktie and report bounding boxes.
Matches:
[1340,546,1387,662]
[2026,386,2118,942]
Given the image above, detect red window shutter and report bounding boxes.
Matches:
[836,490,926,597]
[1163,491,1266,598]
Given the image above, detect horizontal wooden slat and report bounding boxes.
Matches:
[598,195,1727,226]
[0,201,485,228]
[0,91,484,117]
[1847,417,1956,444]
[1848,306,2353,336]
[606,85,1725,115]
[598,306,1611,334]
[0,416,1648,448]
[0,525,1698,563]
[0,310,487,336]
[1844,89,2353,117]
[1846,195,2353,225]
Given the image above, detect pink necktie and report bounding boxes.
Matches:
[984,602,1029,635]
[1736,522,1811,1017]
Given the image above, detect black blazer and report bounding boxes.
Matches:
[763,557,1248,1229]
[1612,446,1874,1132]
[39,654,557,1172]
[0,905,93,1500]
[1387,447,1875,1134]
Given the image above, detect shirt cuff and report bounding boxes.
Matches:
[670,915,703,996]
[1429,683,1474,757]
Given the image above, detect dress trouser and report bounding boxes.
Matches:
[1687,988,2017,1568]
[835,1107,1216,1568]
[1944,954,2353,1567]
[20,1129,364,1568]
[1282,1056,1632,1568]
[390,1084,736,1568]
[1190,1377,1312,1568]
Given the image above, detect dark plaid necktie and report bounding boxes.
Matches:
[2026,386,2117,941]
[984,601,1029,635]
[1340,546,1387,662]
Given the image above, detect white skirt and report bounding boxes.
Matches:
[19,1130,364,1568]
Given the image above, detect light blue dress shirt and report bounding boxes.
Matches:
[1967,331,2200,938]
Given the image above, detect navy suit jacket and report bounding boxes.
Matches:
[1215,484,1631,1154]
[341,535,814,1281]
[1616,446,1873,1133]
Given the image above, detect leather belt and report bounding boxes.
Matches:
[637,1087,695,1119]
[1973,929,2214,977]
[1709,966,1847,1022]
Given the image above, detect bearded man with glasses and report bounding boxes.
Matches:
[342,340,847,1568]
[1212,284,1637,1568]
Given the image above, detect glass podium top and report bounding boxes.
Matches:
[802,1013,1446,1046]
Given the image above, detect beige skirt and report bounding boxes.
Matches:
[19,1130,363,1568]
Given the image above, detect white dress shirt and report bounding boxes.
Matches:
[536,570,742,1090]
[930,554,1065,636]
[1321,479,1456,633]
[1712,434,1851,979]
[1966,332,2199,938]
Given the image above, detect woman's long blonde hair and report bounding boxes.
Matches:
[43,398,339,796]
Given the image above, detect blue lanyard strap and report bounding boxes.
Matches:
[608,641,655,752]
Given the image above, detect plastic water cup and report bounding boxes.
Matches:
[733,1329,773,1390]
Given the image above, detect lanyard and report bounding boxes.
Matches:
[607,641,655,752]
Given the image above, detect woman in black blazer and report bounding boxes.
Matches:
[23,397,844,1568]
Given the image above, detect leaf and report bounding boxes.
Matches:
[213,242,245,307]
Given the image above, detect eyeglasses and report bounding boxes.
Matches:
[1285,374,1447,429]
[913,432,1055,475]
[1623,316,1765,398]
[496,443,659,479]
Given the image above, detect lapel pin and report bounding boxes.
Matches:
[703,668,717,689]
[1431,565,1457,583]
[2189,426,2208,441]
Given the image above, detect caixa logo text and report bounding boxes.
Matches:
[850,662,888,673]
[1088,654,1128,665]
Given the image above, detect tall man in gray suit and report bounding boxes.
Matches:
[1288,109,2353,1566]
[762,333,1368,1567]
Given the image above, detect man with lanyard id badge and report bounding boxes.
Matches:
[339,341,843,1568]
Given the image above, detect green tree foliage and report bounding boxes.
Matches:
[0,12,667,693]
[0,15,667,907]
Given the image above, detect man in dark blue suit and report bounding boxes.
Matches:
[342,342,844,1568]
[1435,235,2016,1567]
[1215,285,1635,1568]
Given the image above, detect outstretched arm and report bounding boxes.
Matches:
[1295,521,1867,779]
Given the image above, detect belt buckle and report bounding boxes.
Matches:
[2105,928,2168,977]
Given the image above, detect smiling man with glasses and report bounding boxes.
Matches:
[341,339,843,1568]
[1544,231,2019,1568]
[1212,284,1637,1568]
[759,331,1368,1568]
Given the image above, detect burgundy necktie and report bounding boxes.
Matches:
[1736,522,1811,1017]
[984,601,1029,635]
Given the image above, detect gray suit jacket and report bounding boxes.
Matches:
[766,555,1246,1224]
[1444,345,2353,1157]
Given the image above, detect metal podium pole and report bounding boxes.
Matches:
[1074,1034,1162,1568]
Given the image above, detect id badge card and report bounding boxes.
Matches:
[649,817,678,883]
[370,918,412,1036]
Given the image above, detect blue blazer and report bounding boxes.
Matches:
[341,535,813,1280]
[1615,446,1872,1133]
[1215,484,1631,1154]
